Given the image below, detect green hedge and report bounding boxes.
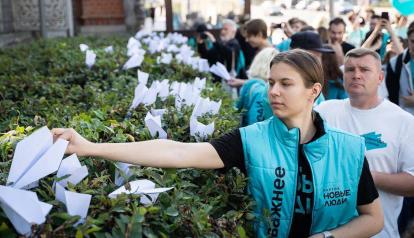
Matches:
[0,36,255,237]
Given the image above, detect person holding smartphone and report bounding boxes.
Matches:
[362,12,404,62]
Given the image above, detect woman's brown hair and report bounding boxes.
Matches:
[270,49,324,89]
[245,19,268,38]
[321,44,343,97]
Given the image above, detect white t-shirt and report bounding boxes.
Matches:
[315,99,414,238]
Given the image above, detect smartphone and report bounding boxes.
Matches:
[381,12,389,21]
[271,23,283,29]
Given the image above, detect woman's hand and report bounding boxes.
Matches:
[381,19,392,34]
[227,78,245,88]
[402,93,414,107]
[52,128,94,156]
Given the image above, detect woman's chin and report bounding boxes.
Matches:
[272,110,287,119]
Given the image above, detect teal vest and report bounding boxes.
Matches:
[237,78,273,126]
[239,116,365,237]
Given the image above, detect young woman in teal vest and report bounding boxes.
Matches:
[53,49,383,238]
[232,47,276,126]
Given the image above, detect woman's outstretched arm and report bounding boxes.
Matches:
[52,128,225,169]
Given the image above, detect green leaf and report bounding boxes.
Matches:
[75,229,83,238]
[237,225,247,238]
[165,206,179,217]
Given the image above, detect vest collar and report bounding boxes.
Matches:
[270,112,329,161]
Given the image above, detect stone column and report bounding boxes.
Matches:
[12,0,70,37]
[123,0,145,33]
[1,0,14,33]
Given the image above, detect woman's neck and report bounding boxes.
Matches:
[258,40,272,50]
[282,112,316,144]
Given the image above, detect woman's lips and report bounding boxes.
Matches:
[271,102,284,108]
[349,82,364,87]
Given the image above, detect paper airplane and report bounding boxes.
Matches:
[137,70,149,85]
[198,59,210,72]
[192,97,221,117]
[135,29,151,39]
[130,83,149,109]
[148,40,161,54]
[157,79,170,100]
[167,44,180,53]
[114,162,139,186]
[169,81,180,97]
[193,77,206,91]
[144,112,167,139]
[167,32,188,44]
[127,37,141,50]
[210,62,231,80]
[108,179,173,205]
[142,84,158,106]
[150,108,167,117]
[0,185,52,235]
[190,117,215,142]
[128,47,146,58]
[175,45,194,64]
[174,83,201,109]
[79,44,89,52]
[55,183,91,225]
[158,53,173,64]
[123,54,144,70]
[85,50,96,69]
[104,45,113,53]
[7,126,68,189]
[56,154,88,187]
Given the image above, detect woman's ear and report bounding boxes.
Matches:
[311,83,322,101]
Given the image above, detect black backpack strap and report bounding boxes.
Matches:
[386,53,404,105]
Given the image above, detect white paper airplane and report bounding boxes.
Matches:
[157,79,170,100]
[108,179,173,205]
[135,29,151,39]
[158,53,173,64]
[56,154,88,187]
[190,117,215,142]
[166,44,180,53]
[137,70,149,85]
[192,97,221,117]
[55,183,91,225]
[198,59,210,72]
[142,84,158,106]
[130,83,149,109]
[114,162,139,186]
[193,77,206,91]
[104,45,113,53]
[123,54,144,70]
[0,185,52,236]
[127,37,141,50]
[210,62,231,80]
[79,44,89,52]
[7,126,68,189]
[85,50,96,69]
[150,108,167,117]
[144,112,167,139]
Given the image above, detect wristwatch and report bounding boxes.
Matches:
[322,231,334,238]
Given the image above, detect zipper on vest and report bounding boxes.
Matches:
[287,129,300,236]
[303,146,317,234]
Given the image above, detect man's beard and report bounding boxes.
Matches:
[220,35,231,42]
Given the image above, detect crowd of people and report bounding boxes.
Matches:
[53,9,414,238]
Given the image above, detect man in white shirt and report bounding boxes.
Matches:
[315,48,414,238]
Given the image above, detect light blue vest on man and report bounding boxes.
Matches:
[239,116,365,237]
